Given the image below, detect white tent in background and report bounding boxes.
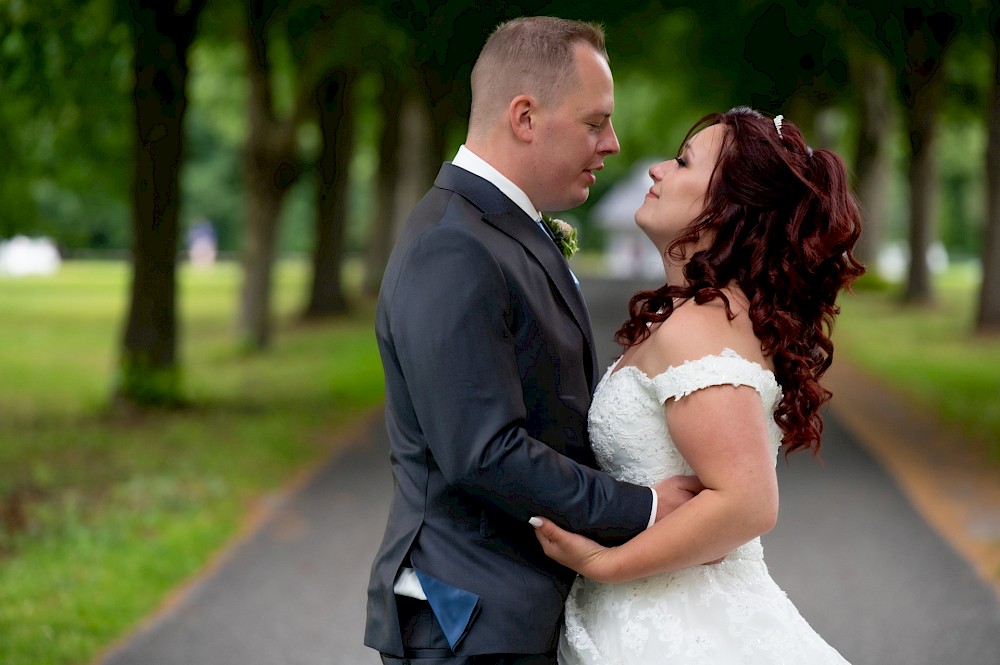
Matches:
[591,160,663,279]
[0,236,61,276]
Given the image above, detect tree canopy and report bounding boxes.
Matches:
[1,1,996,335]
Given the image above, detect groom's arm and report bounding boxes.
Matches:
[388,221,651,543]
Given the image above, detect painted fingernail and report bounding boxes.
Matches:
[528,517,543,528]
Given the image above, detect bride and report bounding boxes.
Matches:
[530,107,864,663]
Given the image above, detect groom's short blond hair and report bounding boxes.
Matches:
[469,16,608,134]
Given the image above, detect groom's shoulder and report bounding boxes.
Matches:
[402,179,483,238]
[434,162,518,219]
[392,163,519,259]
[406,191,487,244]
[398,192,495,258]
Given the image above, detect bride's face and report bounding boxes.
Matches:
[634,123,726,254]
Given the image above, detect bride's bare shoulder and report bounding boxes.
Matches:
[650,290,768,368]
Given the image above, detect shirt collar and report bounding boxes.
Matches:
[452,145,541,221]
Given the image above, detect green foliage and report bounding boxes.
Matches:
[177,4,404,255]
[0,0,132,246]
[937,119,987,258]
[180,39,248,252]
[0,260,384,665]
[0,0,996,271]
[607,10,722,172]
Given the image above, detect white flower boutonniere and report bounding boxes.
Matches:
[541,213,579,259]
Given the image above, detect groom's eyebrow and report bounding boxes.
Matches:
[585,107,612,119]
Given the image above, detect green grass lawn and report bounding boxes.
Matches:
[0,260,384,665]
[836,267,1000,462]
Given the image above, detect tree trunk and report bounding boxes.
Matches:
[303,68,356,318]
[362,89,436,298]
[903,76,940,305]
[852,52,894,271]
[238,0,300,348]
[900,7,958,305]
[397,91,437,226]
[978,37,1000,333]
[118,0,205,406]
[420,64,454,173]
[238,111,297,349]
[239,161,288,348]
[362,70,404,298]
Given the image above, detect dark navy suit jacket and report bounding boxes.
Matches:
[364,163,653,657]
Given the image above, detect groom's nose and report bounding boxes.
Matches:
[599,119,621,156]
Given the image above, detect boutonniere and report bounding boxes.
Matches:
[541,213,579,259]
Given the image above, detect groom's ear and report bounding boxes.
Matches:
[509,95,536,143]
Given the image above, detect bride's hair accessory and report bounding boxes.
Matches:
[771,113,813,160]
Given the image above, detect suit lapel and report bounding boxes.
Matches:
[434,165,600,389]
[482,210,597,371]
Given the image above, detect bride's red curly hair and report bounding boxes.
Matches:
[615,107,865,455]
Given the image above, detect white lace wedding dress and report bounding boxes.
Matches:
[559,349,850,664]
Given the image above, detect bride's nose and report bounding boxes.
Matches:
[649,161,667,181]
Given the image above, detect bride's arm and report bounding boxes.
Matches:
[532,382,778,584]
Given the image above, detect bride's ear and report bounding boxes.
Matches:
[510,95,536,143]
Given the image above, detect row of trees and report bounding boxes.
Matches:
[1,0,998,406]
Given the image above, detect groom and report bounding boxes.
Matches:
[365,16,698,664]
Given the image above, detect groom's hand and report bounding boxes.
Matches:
[652,475,704,522]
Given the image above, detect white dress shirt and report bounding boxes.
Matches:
[452,144,540,221]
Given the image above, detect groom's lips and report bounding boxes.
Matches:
[584,163,604,184]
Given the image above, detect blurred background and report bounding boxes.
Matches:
[1,1,999,664]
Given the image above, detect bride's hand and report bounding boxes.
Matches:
[530,517,618,583]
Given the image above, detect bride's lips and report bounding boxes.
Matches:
[646,187,659,199]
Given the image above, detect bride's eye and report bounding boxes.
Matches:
[676,156,687,167]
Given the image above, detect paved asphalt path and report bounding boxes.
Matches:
[98,277,1000,665]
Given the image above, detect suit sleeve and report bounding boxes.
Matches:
[387,222,651,543]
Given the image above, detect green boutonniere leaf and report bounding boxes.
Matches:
[541,213,579,259]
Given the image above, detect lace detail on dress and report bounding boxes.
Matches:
[650,348,781,406]
[588,348,782,488]
[559,349,850,665]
